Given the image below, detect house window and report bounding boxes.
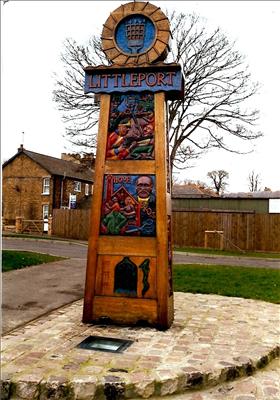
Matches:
[42,177,50,194]
[42,204,49,219]
[85,183,89,196]
[74,181,81,192]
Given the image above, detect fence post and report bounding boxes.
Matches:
[15,216,23,233]
[219,232,224,250]
[204,231,208,248]
[48,215,53,236]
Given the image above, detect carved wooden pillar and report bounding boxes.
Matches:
[82,1,183,329]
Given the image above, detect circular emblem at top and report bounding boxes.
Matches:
[101,1,171,66]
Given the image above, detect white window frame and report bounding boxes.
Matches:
[269,199,280,213]
[42,177,50,195]
[85,183,89,196]
[42,204,49,219]
[74,181,81,192]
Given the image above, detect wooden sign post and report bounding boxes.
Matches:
[83,1,183,330]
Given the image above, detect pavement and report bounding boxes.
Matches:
[1,295,279,400]
[1,237,280,399]
[2,237,88,334]
[2,258,86,333]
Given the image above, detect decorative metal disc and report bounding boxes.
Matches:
[101,1,170,65]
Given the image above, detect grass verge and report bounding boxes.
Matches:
[2,250,66,272]
[173,264,280,304]
[174,246,280,259]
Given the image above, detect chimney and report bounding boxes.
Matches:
[61,153,81,164]
[81,153,95,168]
[18,144,24,152]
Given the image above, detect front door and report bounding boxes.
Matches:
[42,204,49,233]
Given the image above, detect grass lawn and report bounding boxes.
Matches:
[174,246,280,259]
[173,264,280,304]
[2,249,279,305]
[2,250,66,272]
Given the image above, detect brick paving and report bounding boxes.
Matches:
[152,358,280,399]
[1,293,279,399]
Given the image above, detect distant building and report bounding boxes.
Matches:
[221,191,280,199]
[172,183,217,199]
[172,183,218,210]
[221,191,280,213]
[2,145,94,224]
[172,183,280,213]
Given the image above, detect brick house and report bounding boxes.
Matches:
[2,145,94,224]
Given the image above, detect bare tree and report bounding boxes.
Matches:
[248,170,261,192]
[53,11,262,167]
[207,169,229,195]
[53,36,108,150]
[167,12,261,169]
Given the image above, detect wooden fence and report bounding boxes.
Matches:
[52,209,280,252]
[172,210,280,252]
[52,209,90,241]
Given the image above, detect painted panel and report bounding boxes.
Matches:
[115,15,156,55]
[100,174,156,236]
[106,93,155,160]
[95,255,156,298]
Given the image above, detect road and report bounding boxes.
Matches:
[3,237,280,269]
[3,237,87,259]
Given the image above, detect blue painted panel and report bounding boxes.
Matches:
[115,14,156,54]
[84,70,183,94]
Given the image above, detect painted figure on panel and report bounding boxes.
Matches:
[106,93,155,160]
[113,257,151,298]
[100,174,156,236]
[114,257,138,296]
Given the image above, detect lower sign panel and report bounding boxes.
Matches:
[95,255,156,299]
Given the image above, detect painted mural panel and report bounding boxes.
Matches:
[106,93,155,160]
[100,174,156,236]
[95,255,157,299]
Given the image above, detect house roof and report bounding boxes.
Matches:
[221,191,280,199]
[3,147,94,182]
[172,183,217,198]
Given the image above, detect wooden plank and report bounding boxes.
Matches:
[272,214,280,252]
[83,94,111,322]
[97,236,157,256]
[154,92,173,329]
[105,160,155,175]
[92,296,158,325]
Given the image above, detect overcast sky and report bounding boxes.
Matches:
[1,1,279,192]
